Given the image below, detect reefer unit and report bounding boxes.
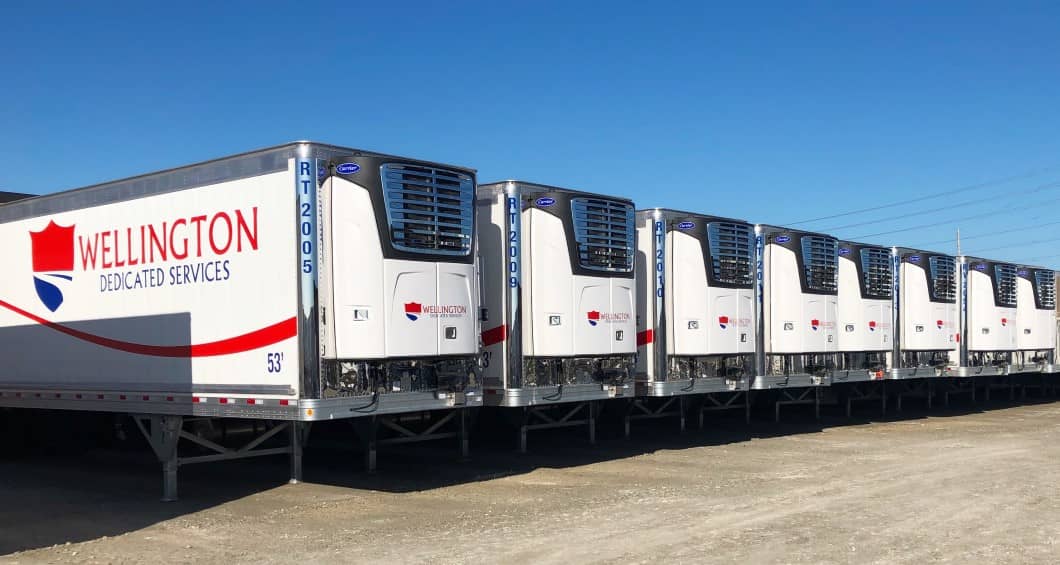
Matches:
[891,248,958,377]
[957,256,1018,374]
[1014,265,1056,371]
[835,241,893,381]
[634,209,755,395]
[0,142,482,420]
[477,181,636,406]
[755,225,839,388]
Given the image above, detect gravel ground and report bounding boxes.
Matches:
[3,398,1060,564]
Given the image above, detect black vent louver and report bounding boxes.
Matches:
[570,197,634,272]
[1035,269,1056,309]
[860,247,893,299]
[707,222,753,286]
[800,235,838,293]
[382,164,474,256]
[994,264,1018,308]
[928,256,957,303]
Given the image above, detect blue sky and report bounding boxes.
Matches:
[2,1,1059,267]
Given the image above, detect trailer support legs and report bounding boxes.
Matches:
[774,388,819,422]
[355,409,473,472]
[134,414,300,502]
[697,391,750,428]
[516,401,598,453]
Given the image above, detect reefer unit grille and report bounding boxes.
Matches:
[860,248,893,299]
[800,236,838,293]
[928,256,957,303]
[571,197,635,272]
[1036,270,1056,309]
[994,264,1017,307]
[381,163,474,256]
[708,222,754,286]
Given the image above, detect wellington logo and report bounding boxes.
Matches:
[587,310,600,326]
[718,315,729,329]
[30,221,76,312]
[405,302,423,321]
[936,319,944,330]
[868,320,877,332]
[1000,317,1008,327]
[810,319,820,331]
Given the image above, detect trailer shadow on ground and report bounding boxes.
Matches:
[0,392,1053,556]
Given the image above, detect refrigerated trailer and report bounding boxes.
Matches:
[0,142,482,498]
[835,241,893,381]
[632,209,754,427]
[477,181,636,450]
[754,225,839,419]
[888,248,959,406]
[956,256,1018,377]
[1014,266,1057,373]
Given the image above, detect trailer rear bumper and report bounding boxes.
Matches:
[299,390,482,421]
[887,367,946,379]
[483,382,632,407]
[636,377,749,396]
[752,374,828,390]
[951,365,1010,378]
[831,370,886,384]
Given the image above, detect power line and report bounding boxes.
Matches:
[848,195,1060,239]
[912,219,1060,247]
[785,166,1059,226]
[962,235,1060,256]
[820,181,1060,232]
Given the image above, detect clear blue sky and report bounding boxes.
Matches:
[2,1,1059,267]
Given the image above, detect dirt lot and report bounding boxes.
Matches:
[4,398,1060,564]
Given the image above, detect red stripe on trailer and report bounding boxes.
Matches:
[246,399,256,405]
[636,329,654,346]
[0,299,296,358]
[481,325,507,346]
[219,398,229,404]
[192,396,203,403]
[279,399,289,406]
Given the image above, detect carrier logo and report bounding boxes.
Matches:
[868,320,877,332]
[839,248,851,256]
[405,301,467,321]
[535,197,556,207]
[586,310,630,326]
[811,319,820,331]
[909,255,921,263]
[336,163,360,175]
[718,315,729,329]
[775,236,791,244]
[30,221,76,312]
[677,221,695,230]
[974,263,987,271]
[405,302,423,321]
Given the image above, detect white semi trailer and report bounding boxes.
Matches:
[0,142,482,498]
[956,256,1019,377]
[754,226,839,419]
[476,181,636,451]
[633,209,755,428]
[1014,266,1057,373]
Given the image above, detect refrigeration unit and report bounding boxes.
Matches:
[754,225,839,392]
[956,256,1018,376]
[635,209,755,395]
[1014,266,1057,373]
[631,209,755,426]
[477,181,636,448]
[834,241,893,383]
[891,248,959,379]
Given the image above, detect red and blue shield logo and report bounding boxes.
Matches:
[404,302,422,321]
[868,320,877,332]
[936,319,944,330]
[1000,317,1008,327]
[718,315,729,329]
[30,221,75,312]
[587,310,600,326]
[810,319,820,331]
